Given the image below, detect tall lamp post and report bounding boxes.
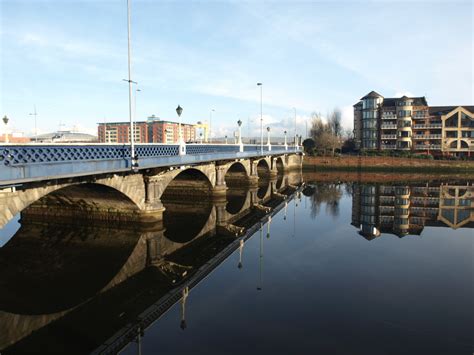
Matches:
[29,106,38,141]
[176,105,185,155]
[284,130,288,150]
[237,119,243,152]
[257,83,263,154]
[124,0,138,171]
[2,116,9,143]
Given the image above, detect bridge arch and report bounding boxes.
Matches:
[159,167,214,201]
[0,174,146,229]
[256,158,271,178]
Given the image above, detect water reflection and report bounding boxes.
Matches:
[351,181,473,239]
[0,172,303,354]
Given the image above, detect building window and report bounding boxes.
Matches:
[398,110,412,118]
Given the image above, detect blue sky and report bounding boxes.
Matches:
[1,0,472,138]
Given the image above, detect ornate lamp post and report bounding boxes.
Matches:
[176,105,186,155]
[266,126,271,151]
[237,119,243,152]
[284,130,288,150]
[2,115,9,143]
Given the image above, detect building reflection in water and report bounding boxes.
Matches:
[351,181,473,240]
[0,171,303,355]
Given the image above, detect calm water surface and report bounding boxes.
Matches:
[0,174,472,355]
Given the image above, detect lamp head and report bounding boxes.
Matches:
[267,126,270,132]
[2,116,9,125]
[176,105,183,117]
[237,119,242,127]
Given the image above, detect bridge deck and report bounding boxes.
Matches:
[0,143,302,186]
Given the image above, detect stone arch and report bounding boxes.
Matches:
[256,158,271,178]
[160,167,214,201]
[460,140,469,149]
[449,140,458,149]
[224,161,250,187]
[0,174,146,229]
[275,156,285,174]
[152,165,216,202]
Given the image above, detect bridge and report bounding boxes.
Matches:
[0,143,303,228]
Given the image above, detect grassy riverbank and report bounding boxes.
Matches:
[303,156,474,174]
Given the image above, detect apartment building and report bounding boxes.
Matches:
[98,117,195,144]
[351,182,473,240]
[353,91,474,156]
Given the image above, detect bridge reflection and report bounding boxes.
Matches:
[0,171,303,354]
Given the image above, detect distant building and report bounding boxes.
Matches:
[353,91,474,156]
[0,132,30,143]
[33,131,97,143]
[97,117,196,144]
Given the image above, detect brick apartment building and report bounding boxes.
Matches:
[354,91,474,156]
[97,117,195,144]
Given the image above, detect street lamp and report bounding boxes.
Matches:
[266,126,271,151]
[176,105,185,155]
[237,119,243,151]
[209,109,215,143]
[257,83,263,154]
[2,115,9,143]
[124,0,137,171]
[225,135,228,144]
[284,130,288,150]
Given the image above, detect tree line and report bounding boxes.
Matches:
[303,108,355,156]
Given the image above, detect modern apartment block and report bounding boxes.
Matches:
[351,182,473,240]
[98,117,195,144]
[353,91,474,156]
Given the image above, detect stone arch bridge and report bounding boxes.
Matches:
[0,144,303,228]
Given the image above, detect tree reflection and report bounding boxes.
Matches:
[305,183,343,218]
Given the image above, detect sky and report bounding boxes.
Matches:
[0,0,473,138]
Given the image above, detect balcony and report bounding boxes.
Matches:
[413,113,429,119]
[381,144,396,149]
[382,114,397,120]
[381,134,397,139]
[415,145,441,150]
[413,134,442,139]
[413,124,442,129]
[381,124,397,129]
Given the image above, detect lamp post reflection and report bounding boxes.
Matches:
[238,239,244,269]
[180,286,189,330]
[257,223,263,291]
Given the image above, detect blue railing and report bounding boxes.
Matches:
[0,143,301,185]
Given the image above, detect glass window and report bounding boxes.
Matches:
[398,110,412,118]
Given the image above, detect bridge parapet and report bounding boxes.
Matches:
[0,143,301,185]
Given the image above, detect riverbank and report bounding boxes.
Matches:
[303,171,473,184]
[303,156,474,173]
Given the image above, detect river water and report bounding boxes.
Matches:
[0,173,472,355]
